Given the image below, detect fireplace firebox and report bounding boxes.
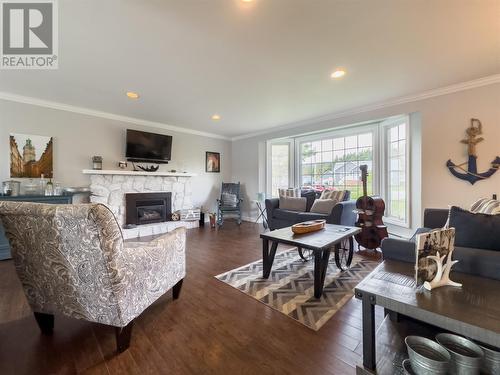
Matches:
[125,192,172,226]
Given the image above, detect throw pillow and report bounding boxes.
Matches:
[222,192,238,207]
[470,198,500,215]
[320,190,347,202]
[279,196,307,212]
[310,199,337,214]
[278,188,301,198]
[448,206,500,251]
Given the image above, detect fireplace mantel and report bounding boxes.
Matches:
[83,169,196,177]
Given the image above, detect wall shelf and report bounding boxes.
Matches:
[82,169,196,177]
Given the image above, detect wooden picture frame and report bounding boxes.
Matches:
[206,152,220,173]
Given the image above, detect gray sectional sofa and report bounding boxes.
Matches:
[382,207,500,280]
[265,190,357,231]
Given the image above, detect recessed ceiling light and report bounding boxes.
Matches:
[330,69,346,79]
[241,0,253,2]
[211,114,221,121]
[126,91,139,99]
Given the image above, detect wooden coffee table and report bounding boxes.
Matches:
[260,224,361,298]
[355,260,500,374]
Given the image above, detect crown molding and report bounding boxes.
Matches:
[0,92,231,141]
[1,74,499,143]
[231,74,500,141]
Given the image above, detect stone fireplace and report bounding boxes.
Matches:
[84,170,198,239]
[125,192,172,226]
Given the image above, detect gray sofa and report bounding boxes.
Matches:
[382,207,500,280]
[265,190,357,230]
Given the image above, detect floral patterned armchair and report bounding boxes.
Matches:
[0,202,186,353]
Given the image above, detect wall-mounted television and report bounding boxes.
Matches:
[126,129,172,163]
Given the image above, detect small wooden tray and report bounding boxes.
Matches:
[291,219,326,234]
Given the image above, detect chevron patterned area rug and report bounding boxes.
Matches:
[215,248,379,331]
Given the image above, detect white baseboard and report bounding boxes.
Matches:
[241,215,262,223]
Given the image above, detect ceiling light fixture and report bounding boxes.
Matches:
[211,114,221,121]
[241,0,254,2]
[126,91,140,99]
[330,69,346,79]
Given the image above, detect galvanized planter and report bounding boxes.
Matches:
[402,358,416,374]
[436,333,484,375]
[405,336,450,375]
[477,342,500,375]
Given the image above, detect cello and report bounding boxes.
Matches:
[354,165,388,250]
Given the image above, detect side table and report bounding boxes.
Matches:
[252,200,268,229]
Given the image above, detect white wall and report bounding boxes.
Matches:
[0,100,231,212]
[2,82,499,229]
[232,83,500,231]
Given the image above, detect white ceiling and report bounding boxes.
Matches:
[1,0,499,138]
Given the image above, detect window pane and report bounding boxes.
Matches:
[322,151,333,162]
[301,142,313,163]
[358,133,373,147]
[399,124,406,139]
[386,124,407,222]
[345,136,357,149]
[300,133,373,198]
[333,138,344,150]
[311,141,322,153]
[390,141,399,157]
[271,144,289,197]
[333,149,345,161]
[322,139,332,151]
[358,147,373,161]
[390,126,398,142]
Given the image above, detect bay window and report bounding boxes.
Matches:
[299,131,374,200]
[267,115,411,227]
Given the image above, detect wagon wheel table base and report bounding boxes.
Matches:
[261,224,360,299]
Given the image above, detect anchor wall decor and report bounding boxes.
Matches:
[446,118,500,184]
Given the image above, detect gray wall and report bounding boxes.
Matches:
[0,100,231,213]
[232,83,500,233]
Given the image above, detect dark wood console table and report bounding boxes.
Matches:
[354,260,500,374]
[0,195,74,260]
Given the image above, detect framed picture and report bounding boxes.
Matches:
[415,228,455,286]
[206,151,220,173]
[10,133,53,178]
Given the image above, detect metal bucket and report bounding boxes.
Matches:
[436,333,484,375]
[402,359,416,374]
[477,342,500,375]
[405,336,450,375]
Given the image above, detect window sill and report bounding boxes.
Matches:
[386,222,413,240]
[384,216,410,228]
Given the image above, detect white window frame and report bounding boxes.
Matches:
[380,116,411,227]
[264,115,412,228]
[266,139,294,197]
[294,123,380,195]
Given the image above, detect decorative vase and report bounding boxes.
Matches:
[209,213,216,228]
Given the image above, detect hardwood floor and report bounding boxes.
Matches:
[0,222,384,375]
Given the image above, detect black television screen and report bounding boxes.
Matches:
[126,129,172,162]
